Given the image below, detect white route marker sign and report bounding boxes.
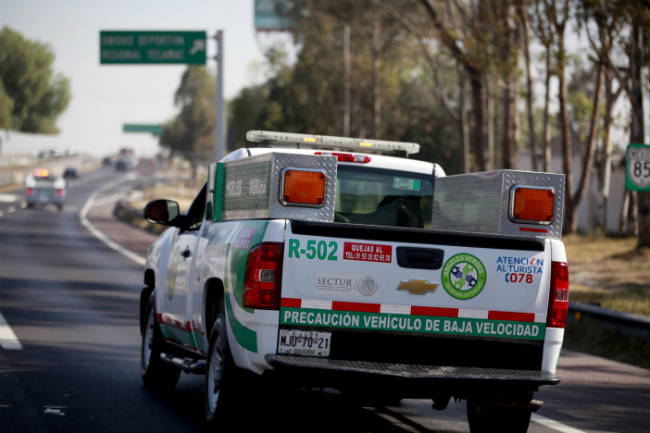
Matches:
[626,143,650,191]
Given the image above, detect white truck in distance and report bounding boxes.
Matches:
[141,130,569,433]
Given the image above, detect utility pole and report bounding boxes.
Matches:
[214,30,225,162]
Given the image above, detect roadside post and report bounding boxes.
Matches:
[214,30,224,162]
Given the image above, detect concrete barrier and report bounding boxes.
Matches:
[0,171,14,186]
[113,200,166,236]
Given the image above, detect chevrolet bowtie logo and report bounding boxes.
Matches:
[397,279,439,295]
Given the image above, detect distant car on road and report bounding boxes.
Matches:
[115,159,128,171]
[102,157,112,167]
[63,167,79,179]
[25,168,66,211]
[115,156,136,171]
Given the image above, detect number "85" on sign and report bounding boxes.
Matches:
[627,145,650,190]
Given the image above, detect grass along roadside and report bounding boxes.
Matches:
[562,233,649,369]
[563,234,649,317]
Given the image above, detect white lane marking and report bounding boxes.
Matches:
[0,312,23,350]
[0,194,19,203]
[532,413,589,433]
[43,406,66,416]
[79,174,146,267]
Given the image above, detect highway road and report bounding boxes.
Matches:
[0,167,648,433]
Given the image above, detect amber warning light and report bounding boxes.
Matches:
[281,169,326,207]
[510,186,554,224]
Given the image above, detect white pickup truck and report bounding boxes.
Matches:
[141,130,569,432]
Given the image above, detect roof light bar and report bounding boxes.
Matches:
[246,130,420,156]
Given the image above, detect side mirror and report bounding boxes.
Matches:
[143,199,180,225]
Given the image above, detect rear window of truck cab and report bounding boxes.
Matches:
[334,165,434,229]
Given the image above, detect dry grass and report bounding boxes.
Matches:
[129,181,197,212]
[564,234,650,316]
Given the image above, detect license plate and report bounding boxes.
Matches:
[278,329,331,357]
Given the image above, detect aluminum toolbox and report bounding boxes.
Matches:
[209,152,337,222]
[430,170,565,238]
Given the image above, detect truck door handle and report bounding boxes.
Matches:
[181,249,191,258]
[396,247,443,270]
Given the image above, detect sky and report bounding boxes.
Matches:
[1,0,289,157]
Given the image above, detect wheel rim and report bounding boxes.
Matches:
[142,309,155,371]
[207,322,225,413]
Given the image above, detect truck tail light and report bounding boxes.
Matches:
[510,186,554,224]
[26,188,33,196]
[243,242,284,310]
[314,151,371,163]
[281,169,326,207]
[547,261,569,328]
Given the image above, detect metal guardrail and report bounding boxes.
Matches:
[568,302,650,339]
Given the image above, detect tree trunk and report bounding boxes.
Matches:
[486,77,494,170]
[459,71,470,173]
[542,46,553,172]
[502,72,519,169]
[558,42,575,234]
[629,14,649,246]
[343,23,351,136]
[568,62,604,233]
[522,15,537,171]
[371,6,381,137]
[470,71,487,171]
[600,73,615,231]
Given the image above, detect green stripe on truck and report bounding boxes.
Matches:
[225,295,258,353]
[281,307,546,341]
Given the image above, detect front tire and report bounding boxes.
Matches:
[141,295,180,390]
[466,399,532,433]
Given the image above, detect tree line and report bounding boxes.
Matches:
[0,26,70,135]
[160,0,649,245]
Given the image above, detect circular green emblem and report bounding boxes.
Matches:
[441,253,487,300]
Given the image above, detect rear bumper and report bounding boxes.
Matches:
[266,354,558,398]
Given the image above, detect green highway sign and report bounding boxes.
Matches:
[254,0,292,31]
[100,31,206,64]
[123,123,163,136]
[626,143,650,191]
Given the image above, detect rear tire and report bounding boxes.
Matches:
[141,295,180,390]
[204,312,247,425]
[466,399,532,433]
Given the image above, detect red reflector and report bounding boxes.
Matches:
[243,242,284,310]
[519,227,548,233]
[331,301,381,313]
[547,262,569,328]
[314,151,371,163]
[488,311,535,322]
[282,169,326,206]
[56,189,63,197]
[26,188,33,196]
[280,297,302,308]
[512,187,554,223]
